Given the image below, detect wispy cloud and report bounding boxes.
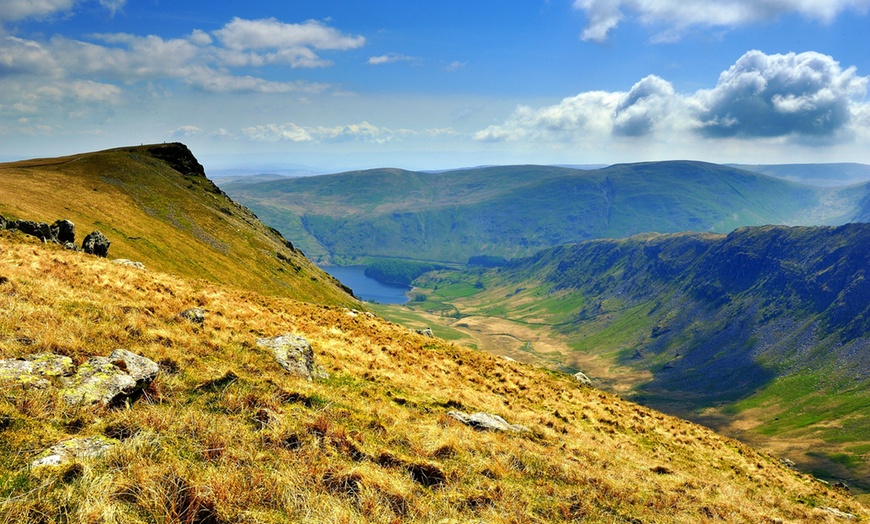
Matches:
[367,53,416,65]
[573,0,870,42]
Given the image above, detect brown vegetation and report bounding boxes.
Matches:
[0,233,866,522]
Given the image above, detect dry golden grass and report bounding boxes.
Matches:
[0,233,866,523]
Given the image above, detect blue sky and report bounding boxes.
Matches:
[1,1,869,172]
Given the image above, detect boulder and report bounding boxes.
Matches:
[0,214,6,229]
[414,327,435,338]
[82,230,110,257]
[573,371,593,387]
[60,349,158,406]
[0,353,76,389]
[447,410,529,433]
[31,435,118,469]
[50,219,75,244]
[14,220,52,242]
[178,307,205,325]
[113,259,146,270]
[256,334,327,380]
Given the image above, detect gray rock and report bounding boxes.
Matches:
[61,349,158,406]
[256,334,327,380]
[113,259,146,270]
[0,353,76,389]
[50,220,75,244]
[82,230,110,257]
[31,436,118,469]
[414,327,435,338]
[178,307,205,324]
[0,214,6,229]
[447,410,529,433]
[820,507,856,520]
[573,371,593,387]
[14,220,52,242]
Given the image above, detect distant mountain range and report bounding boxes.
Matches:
[221,161,870,265]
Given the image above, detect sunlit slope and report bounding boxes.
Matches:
[0,234,864,523]
[222,161,855,264]
[409,224,870,488]
[0,143,355,306]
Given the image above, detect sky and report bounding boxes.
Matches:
[1,0,869,173]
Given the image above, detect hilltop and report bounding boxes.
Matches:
[0,232,866,523]
[220,161,866,265]
[0,143,354,306]
[402,224,870,490]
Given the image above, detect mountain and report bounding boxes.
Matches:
[0,143,354,306]
[220,161,865,265]
[735,163,870,187]
[406,223,870,489]
[0,230,865,522]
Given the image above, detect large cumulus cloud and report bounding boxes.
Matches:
[475,50,869,146]
[696,51,867,138]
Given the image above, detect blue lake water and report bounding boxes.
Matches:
[320,265,411,304]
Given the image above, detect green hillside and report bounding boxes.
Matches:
[221,161,861,265]
[403,224,870,489]
[0,143,355,307]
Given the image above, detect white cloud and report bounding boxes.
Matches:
[0,0,76,23]
[214,17,364,54]
[573,0,870,42]
[368,53,415,65]
[98,0,125,16]
[0,16,362,99]
[696,51,868,138]
[475,50,869,146]
[241,121,436,144]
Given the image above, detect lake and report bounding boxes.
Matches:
[320,265,411,304]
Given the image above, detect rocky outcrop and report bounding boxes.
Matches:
[414,327,435,338]
[14,220,52,242]
[573,371,593,387]
[256,334,327,380]
[0,353,76,389]
[60,349,159,406]
[178,308,205,325]
[447,411,529,433]
[31,436,118,469]
[82,230,111,257]
[50,219,75,244]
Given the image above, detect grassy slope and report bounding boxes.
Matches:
[221,161,851,264]
[400,225,870,490]
[0,144,355,307]
[0,234,866,523]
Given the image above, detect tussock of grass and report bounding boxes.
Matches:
[0,234,866,523]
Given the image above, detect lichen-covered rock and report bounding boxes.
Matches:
[61,349,158,406]
[50,219,75,244]
[113,259,146,270]
[256,334,327,380]
[178,307,205,324]
[447,410,529,433]
[573,371,593,387]
[0,353,75,389]
[31,435,119,469]
[82,230,110,257]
